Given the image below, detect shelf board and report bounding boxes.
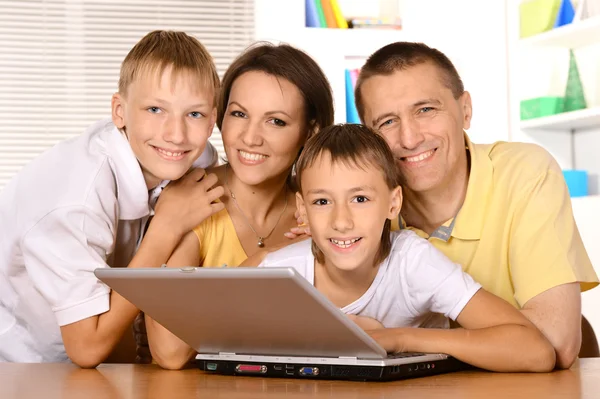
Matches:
[520,15,600,48]
[519,107,600,132]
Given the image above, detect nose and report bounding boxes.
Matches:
[163,115,187,145]
[331,203,354,233]
[241,120,263,147]
[397,117,425,150]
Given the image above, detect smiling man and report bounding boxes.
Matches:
[354,42,598,369]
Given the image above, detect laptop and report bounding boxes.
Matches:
[95,266,469,381]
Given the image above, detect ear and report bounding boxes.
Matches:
[388,186,402,220]
[459,91,472,130]
[207,107,217,138]
[295,191,308,222]
[111,92,126,129]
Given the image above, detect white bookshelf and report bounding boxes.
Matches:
[254,0,407,123]
[520,14,600,49]
[519,106,600,132]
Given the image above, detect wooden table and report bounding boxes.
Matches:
[2,358,599,398]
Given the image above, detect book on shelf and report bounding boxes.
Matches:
[305,0,401,29]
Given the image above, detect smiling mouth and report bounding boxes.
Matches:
[152,146,189,160]
[401,148,436,163]
[329,237,362,249]
[239,150,268,162]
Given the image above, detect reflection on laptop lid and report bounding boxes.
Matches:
[95,267,468,381]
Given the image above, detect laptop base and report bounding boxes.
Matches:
[196,357,469,382]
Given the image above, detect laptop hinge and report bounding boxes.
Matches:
[218,352,236,356]
[338,356,357,360]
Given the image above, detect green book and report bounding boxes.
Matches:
[315,0,327,28]
[563,49,587,113]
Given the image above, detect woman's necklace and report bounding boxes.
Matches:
[224,164,288,248]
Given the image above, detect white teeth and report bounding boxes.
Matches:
[330,238,360,248]
[405,150,434,163]
[157,148,184,157]
[239,150,267,161]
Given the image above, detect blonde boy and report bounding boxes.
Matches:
[0,31,224,367]
[259,124,555,373]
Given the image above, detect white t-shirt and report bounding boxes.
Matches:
[259,230,482,329]
[0,118,217,362]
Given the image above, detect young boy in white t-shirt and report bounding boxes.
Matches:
[259,124,556,373]
[0,31,225,367]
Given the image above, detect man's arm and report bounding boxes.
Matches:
[368,289,556,373]
[520,282,582,369]
[58,169,223,368]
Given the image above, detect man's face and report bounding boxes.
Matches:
[360,62,472,194]
[112,66,216,189]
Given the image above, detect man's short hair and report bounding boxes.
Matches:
[355,42,464,122]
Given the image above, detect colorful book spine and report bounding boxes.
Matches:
[345,69,360,123]
[315,0,327,28]
[305,0,320,27]
[330,0,348,29]
[320,0,338,28]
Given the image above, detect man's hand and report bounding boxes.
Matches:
[284,209,311,239]
[153,168,225,237]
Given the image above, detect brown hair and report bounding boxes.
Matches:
[217,42,334,138]
[295,123,400,266]
[355,42,464,122]
[118,30,220,104]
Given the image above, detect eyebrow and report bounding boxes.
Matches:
[230,101,292,119]
[306,186,376,195]
[371,98,443,126]
[150,98,210,109]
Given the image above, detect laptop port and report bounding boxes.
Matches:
[273,365,283,371]
[235,364,267,374]
[299,367,320,376]
[206,363,217,371]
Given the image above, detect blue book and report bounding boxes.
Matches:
[554,0,575,28]
[345,69,360,123]
[305,0,320,28]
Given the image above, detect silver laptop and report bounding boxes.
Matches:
[95,267,468,381]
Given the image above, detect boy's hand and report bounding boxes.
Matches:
[153,168,225,237]
[284,210,311,239]
[347,314,385,331]
[366,328,407,354]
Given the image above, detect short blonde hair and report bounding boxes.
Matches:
[118,30,219,103]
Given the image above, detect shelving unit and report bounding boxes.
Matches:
[520,14,600,48]
[519,106,600,131]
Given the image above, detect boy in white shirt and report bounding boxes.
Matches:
[259,123,556,372]
[0,30,224,367]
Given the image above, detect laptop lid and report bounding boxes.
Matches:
[95,267,388,360]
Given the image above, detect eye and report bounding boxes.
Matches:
[378,119,394,129]
[268,118,287,127]
[352,196,369,203]
[312,198,330,206]
[189,111,204,119]
[230,110,246,118]
[147,107,161,114]
[419,107,434,113]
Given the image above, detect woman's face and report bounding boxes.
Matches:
[221,70,308,186]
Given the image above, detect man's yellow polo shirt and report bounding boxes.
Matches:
[392,136,598,308]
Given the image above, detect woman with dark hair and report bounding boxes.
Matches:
[145,42,334,369]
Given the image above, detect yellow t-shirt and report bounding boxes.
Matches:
[193,207,247,268]
[392,135,599,308]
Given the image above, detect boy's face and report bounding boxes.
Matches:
[111,65,216,189]
[296,153,402,272]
